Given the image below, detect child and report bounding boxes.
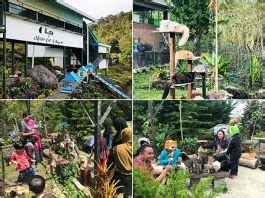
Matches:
[28,118,43,164]
[226,118,242,179]
[29,175,56,198]
[9,142,36,183]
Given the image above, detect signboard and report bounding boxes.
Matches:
[0,15,83,48]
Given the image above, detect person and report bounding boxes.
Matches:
[112,117,128,147]
[9,142,36,183]
[28,118,43,165]
[109,127,132,197]
[18,112,36,159]
[103,120,114,148]
[134,144,172,183]
[202,130,229,171]
[100,137,110,169]
[29,175,56,198]
[226,118,242,179]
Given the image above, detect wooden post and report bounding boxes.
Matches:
[169,33,175,99]
[94,100,101,185]
[2,31,6,98]
[24,41,28,77]
[215,0,219,92]
[187,60,192,99]
[201,73,206,98]
[179,101,183,141]
[63,47,66,76]
[11,40,15,75]
[148,101,156,150]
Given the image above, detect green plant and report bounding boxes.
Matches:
[54,163,79,184]
[200,52,230,79]
[179,137,199,154]
[248,56,262,88]
[9,87,20,98]
[133,166,162,198]
[191,176,226,198]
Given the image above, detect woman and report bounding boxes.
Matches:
[203,130,229,171]
[103,120,114,148]
[112,117,128,147]
[109,127,132,197]
[226,118,242,179]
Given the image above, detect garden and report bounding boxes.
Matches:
[133,100,265,197]
[0,100,132,197]
[133,1,264,99]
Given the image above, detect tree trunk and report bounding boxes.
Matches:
[239,157,259,169]
[194,32,201,56]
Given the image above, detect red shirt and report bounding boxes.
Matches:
[10,150,32,171]
[134,156,154,172]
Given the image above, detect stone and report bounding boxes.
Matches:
[28,65,58,88]
[223,86,249,99]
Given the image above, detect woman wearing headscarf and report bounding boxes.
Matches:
[226,118,242,179]
[109,127,132,197]
[112,117,128,147]
[103,120,114,148]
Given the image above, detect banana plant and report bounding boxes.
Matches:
[200,52,230,79]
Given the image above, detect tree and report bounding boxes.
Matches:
[166,0,213,55]
[90,12,132,66]
[242,100,263,139]
[134,100,233,151]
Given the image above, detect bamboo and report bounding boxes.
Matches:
[215,0,218,91]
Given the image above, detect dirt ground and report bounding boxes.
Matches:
[219,165,265,198]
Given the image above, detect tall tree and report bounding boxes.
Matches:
[166,0,213,55]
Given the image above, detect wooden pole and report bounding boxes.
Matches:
[179,101,183,141]
[187,60,192,99]
[148,101,156,148]
[169,33,175,99]
[2,31,6,98]
[215,0,219,92]
[94,100,101,184]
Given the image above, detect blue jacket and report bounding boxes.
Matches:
[158,149,182,166]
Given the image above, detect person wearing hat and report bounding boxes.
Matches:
[226,118,242,179]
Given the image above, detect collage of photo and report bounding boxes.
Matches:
[0,0,264,197]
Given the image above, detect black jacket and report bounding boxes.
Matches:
[226,134,242,160]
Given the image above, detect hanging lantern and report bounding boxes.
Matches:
[0,1,6,33]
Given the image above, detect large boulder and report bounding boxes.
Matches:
[28,65,58,88]
[223,86,249,99]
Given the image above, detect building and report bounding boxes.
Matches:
[133,0,168,51]
[0,0,110,76]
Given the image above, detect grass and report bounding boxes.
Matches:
[134,67,228,99]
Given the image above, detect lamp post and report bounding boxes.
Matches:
[0,0,6,98]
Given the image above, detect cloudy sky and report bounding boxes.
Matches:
[65,0,132,19]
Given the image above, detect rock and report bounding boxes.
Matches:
[151,79,165,89]
[28,65,58,88]
[37,94,46,99]
[223,86,249,99]
[193,64,211,73]
[249,89,265,99]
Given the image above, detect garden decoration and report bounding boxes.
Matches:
[158,21,209,99]
[158,140,183,167]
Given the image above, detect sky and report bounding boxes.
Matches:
[230,100,246,118]
[65,0,132,20]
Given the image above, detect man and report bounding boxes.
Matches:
[19,112,36,158]
[134,144,172,182]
